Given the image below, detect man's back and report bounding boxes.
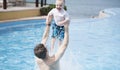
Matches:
[36,56,60,70]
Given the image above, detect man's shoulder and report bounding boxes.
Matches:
[36,57,43,62]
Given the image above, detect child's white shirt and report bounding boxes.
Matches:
[48,8,69,26]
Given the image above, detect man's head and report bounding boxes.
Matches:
[34,44,47,59]
[55,0,64,10]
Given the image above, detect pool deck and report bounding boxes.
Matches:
[0,16,46,23]
[0,3,48,21]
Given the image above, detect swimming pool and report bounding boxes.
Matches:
[0,8,120,70]
[0,19,46,70]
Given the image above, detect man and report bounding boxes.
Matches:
[34,22,69,70]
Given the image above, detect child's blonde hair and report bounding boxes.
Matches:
[55,0,65,6]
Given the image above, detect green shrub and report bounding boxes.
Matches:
[40,4,67,15]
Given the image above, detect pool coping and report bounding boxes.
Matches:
[0,16,47,23]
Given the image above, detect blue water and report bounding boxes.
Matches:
[0,8,120,70]
[60,8,120,70]
[0,19,46,70]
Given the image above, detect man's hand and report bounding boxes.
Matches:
[64,21,69,31]
[41,24,50,45]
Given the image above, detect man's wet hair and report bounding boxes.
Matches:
[34,44,47,59]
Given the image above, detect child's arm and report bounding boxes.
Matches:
[46,15,53,25]
[58,19,70,25]
[58,12,70,25]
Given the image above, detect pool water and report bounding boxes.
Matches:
[61,19,120,70]
[0,19,46,70]
[0,8,120,70]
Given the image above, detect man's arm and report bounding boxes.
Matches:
[54,23,69,61]
[41,14,53,45]
[41,24,50,45]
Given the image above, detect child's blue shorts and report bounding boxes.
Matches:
[51,23,64,40]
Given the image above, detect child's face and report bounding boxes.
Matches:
[55,1,64,10]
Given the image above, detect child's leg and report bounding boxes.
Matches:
[59,40,62,46]
[58,26,65,47]
[50,37,56,52]
[50,23,58,54]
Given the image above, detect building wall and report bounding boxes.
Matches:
[0,8,40,21]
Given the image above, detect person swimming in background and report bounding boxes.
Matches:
[34,22,69,70]
[46,0,70,54]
